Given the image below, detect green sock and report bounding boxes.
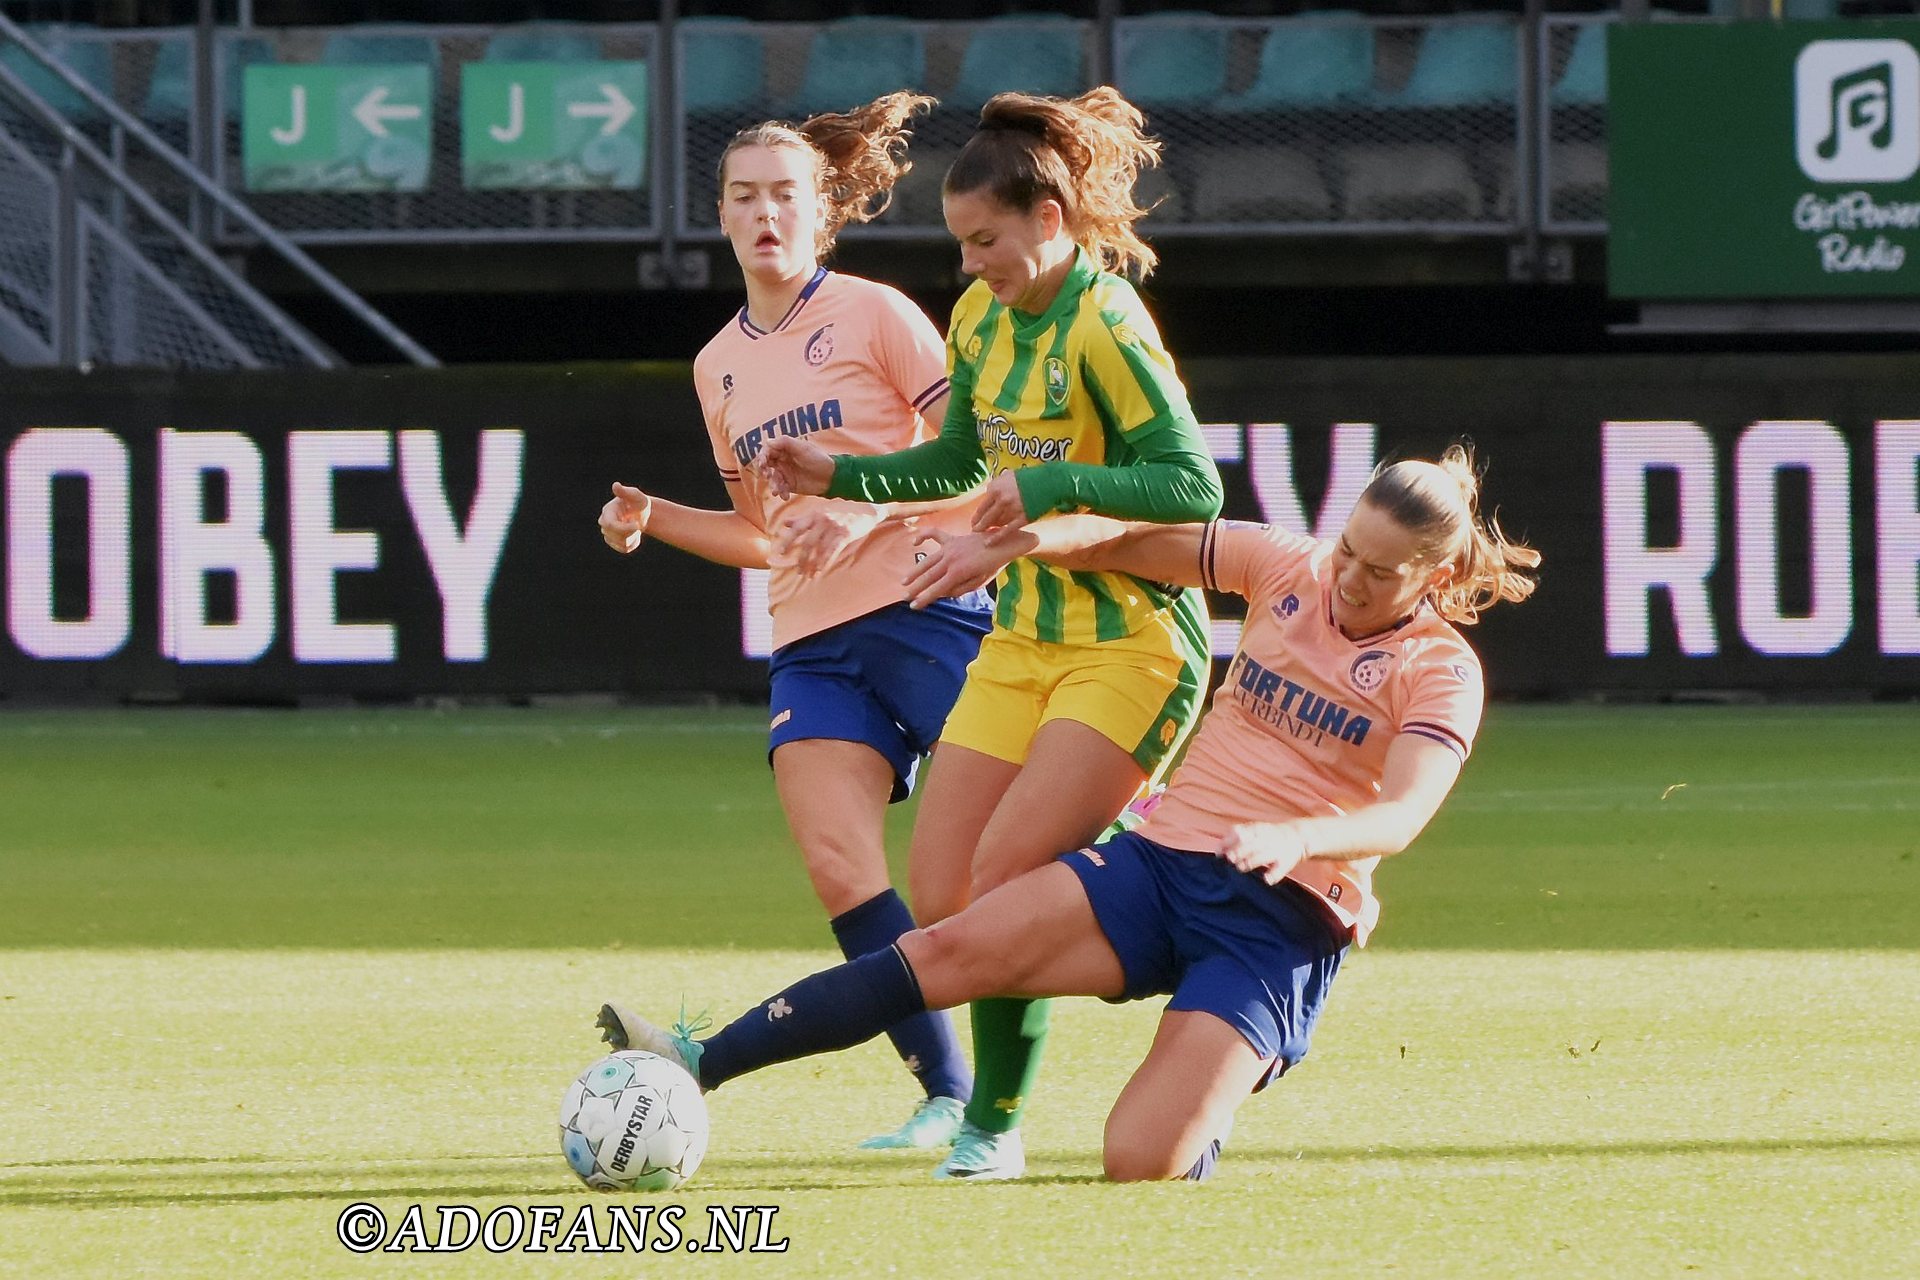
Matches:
[964,997,1051,1134]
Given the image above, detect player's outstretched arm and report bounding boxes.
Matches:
[811,391,991,506]
[776,490,986,580]
[598,481,773,570]
[1218,736,1467,883]
[1012,437,1223,526]
[903,518,1205,608]
[1028,518,1208,585]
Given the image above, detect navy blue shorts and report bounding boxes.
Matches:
[767,592,992,802]
[1062,831,1348,1088]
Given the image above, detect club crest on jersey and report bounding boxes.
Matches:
[1271,593,1300,622]
[1044,357,1069,406]
[804,323,835,367]
[1350,649,1394,693]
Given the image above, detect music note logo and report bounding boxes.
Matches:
[1796,41,1919,183]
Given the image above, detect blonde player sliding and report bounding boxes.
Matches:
[599,446,1539,1181]
[595,94,992,1151]
[746,88,1223,1179]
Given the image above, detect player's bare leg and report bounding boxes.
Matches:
[966,719,1146,899]
[903,742,1020,926]
[778,738,972,1146]
[771,738,895,916]
[897,862,1127,1008]
[1101,1010,1269,1182]
[926,721,1145,1179]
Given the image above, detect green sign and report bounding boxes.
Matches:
[461,62,648,190]
[242,64,431,193]
[1610,21,1920,298]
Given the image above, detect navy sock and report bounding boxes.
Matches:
[1182,1138,1223,1183]
[830,890,973,1103]
[696,945,928,1091]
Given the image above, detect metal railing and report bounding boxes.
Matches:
[3,12,1767,263]
[1540,15,1612,236]
[671,12,1532,239]
[0,12,435,366]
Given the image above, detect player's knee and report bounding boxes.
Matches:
[1102,1112,1189,1182]
[904,917,965,974]
[1101,1134,1184,1183]
[794,837,887,916]
[795,830,881,879]
[966,845,1033,902]
[901,917,994,1005]
[907,862,966,926]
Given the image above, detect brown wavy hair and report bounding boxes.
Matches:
[1360,443,1541,624]
[717,91,935,258]
[943,86,1162,279]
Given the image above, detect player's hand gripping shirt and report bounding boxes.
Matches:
[1139,521,1486,944]
[693,269,973,649]
[826,249,1222,646]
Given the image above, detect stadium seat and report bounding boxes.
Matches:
[680,17,764,113]
[948,17,1083,108]
[1114,14,1228,109]
[142,35,278,125]
[1474,134,1604,228]
[320,30,440,74]
[0,26,117,124]
[1391,22,1516,108]
[784,18,926,118]
[1547,142,1607,224]
[1191,145,1334,222]
[1222,15,1376,110]
[1339,144,1482,221]
[482,26,604,64]
[1550,22,1607,108]
[1481,141,1520,221]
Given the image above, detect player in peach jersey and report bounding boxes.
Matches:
[597,446,1539,1181]
[596,95,989,1152]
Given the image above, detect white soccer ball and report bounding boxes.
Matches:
[559,1050,709,1191]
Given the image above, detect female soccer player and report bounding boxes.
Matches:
[596,93,991,1151]
[601,446,1540,1181]
[756,88,1223,1179]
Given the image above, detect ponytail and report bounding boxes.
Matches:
[944,86,1162,278]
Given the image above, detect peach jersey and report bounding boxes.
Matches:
[1138,520,1486,944]
[692,269,976,649]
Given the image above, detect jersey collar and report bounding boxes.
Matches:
[737,266,829,339]
[1009,246,1097,336]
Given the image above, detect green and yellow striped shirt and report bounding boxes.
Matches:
[828,249,1222,645]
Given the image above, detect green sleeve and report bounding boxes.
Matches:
[825,360,989,504]
[1013,300,1223,523]
[1013,430,1222,522]
[1012,392,1223,524]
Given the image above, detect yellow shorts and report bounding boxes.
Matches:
[939,609,1210,776]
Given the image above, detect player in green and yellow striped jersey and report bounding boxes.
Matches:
[762,87,1221,1181]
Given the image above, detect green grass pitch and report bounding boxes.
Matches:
[2,704,1916,1276]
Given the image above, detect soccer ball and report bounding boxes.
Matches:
[559,1051,709,1191]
